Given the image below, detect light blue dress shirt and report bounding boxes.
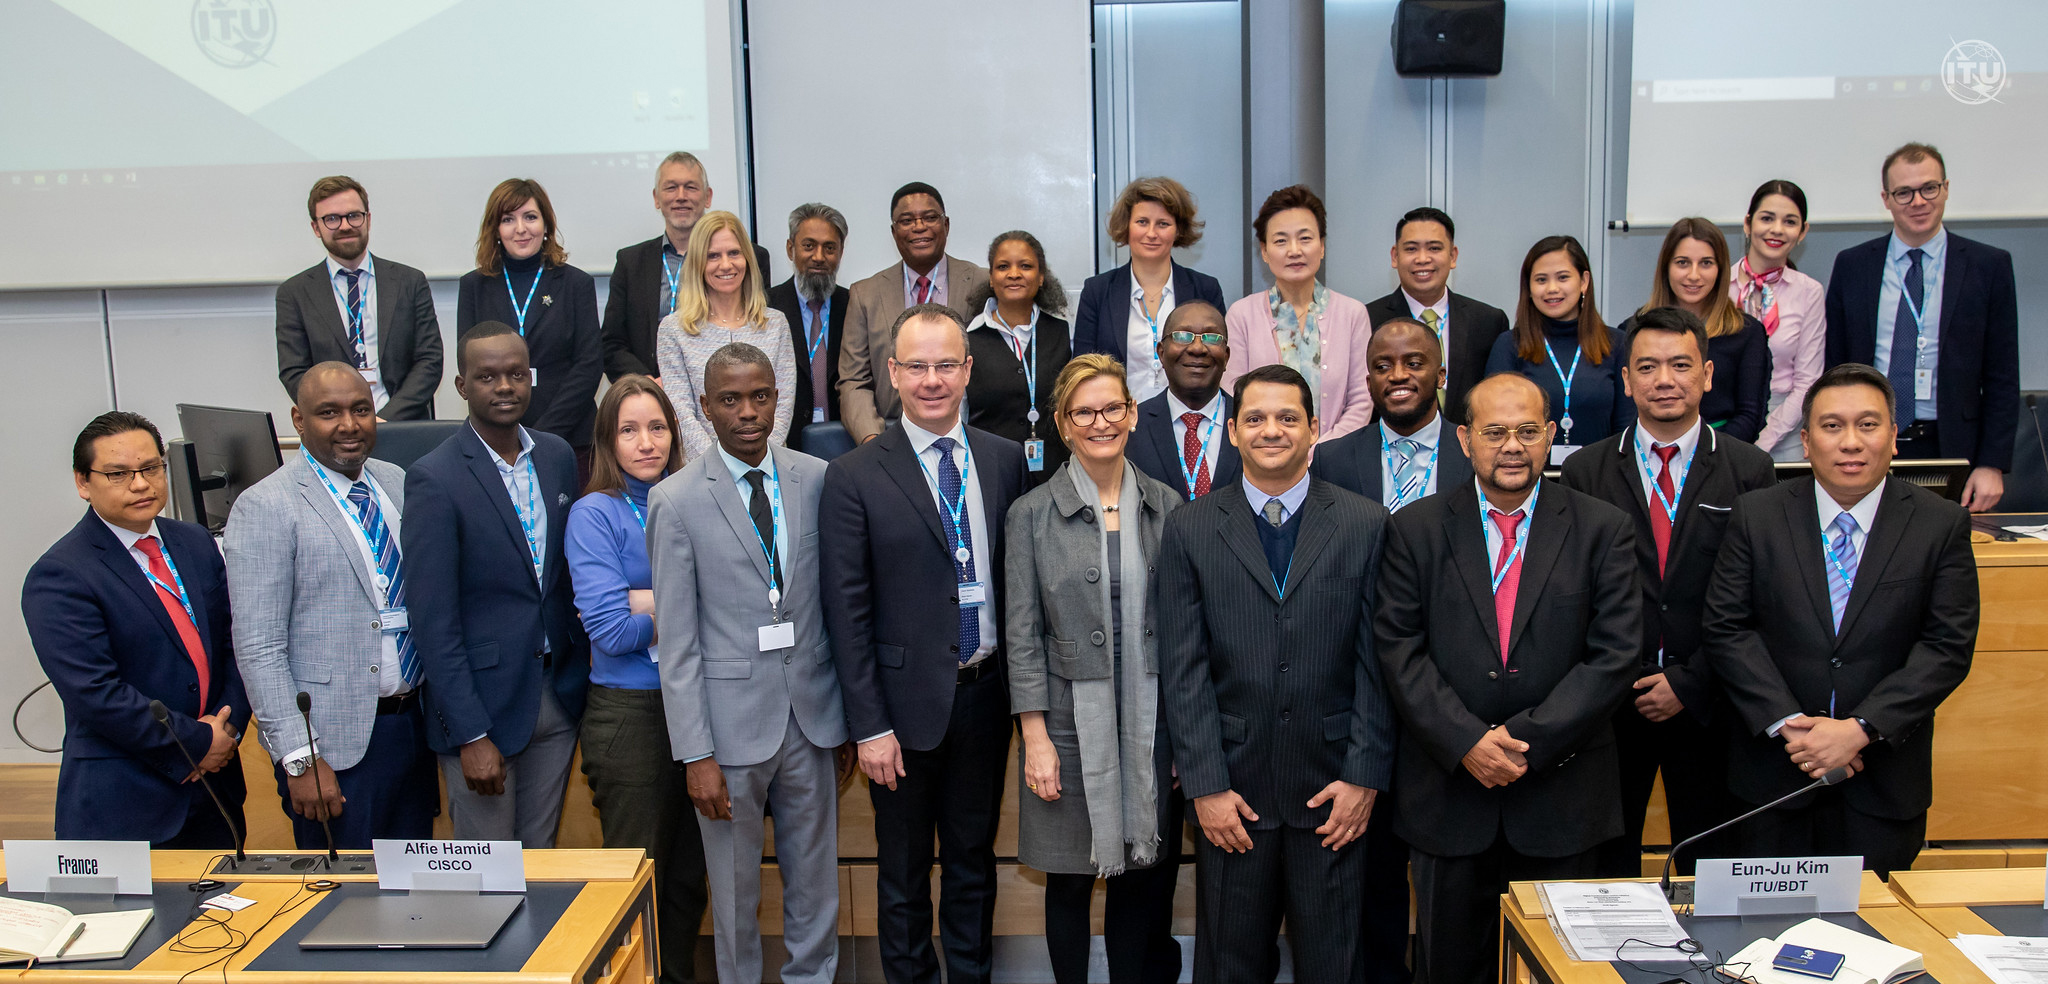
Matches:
[1874,228,1946,421]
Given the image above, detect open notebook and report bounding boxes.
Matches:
[1728,917,1925,984]
[0,896,153,964]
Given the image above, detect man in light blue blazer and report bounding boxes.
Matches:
[224,363,438,848]
[650,342,848,984]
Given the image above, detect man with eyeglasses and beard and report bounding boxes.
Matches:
[1374,372,1640,984]
[767,203,852,447]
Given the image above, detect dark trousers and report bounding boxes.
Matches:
[270,704,437,850]
[1411,838,1597,984]
[156,781,246,851]
[580,687,707,984]
[1361,793,1413,984]
[1042,804,1184,984]
[1737,787,1926,878]
[871,669,1011,984]
[1595,704,1738,878]
[1193,824,1367,984]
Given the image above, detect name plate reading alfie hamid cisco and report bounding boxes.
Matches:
[1693,856,1862,916]
[371,840,526,892]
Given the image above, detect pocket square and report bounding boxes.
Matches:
[1697,503,1732,512]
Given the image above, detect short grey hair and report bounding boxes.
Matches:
[703,341,773,390]
[658,151,706,182]
[889,303,970,351]
[786,202,847,243]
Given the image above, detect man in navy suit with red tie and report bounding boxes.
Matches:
[23,412,250,846]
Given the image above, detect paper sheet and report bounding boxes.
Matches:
[1955,936,2048,984]
[1536,881,1692,963]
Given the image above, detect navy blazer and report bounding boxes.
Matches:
[820,423,1027,751]
[22,510,250,842]
[1310,418,1475,507]
[404,424,589,756]
[1070,262,1229,363]
[1127,391,1242,499]
[1824,232,2019,470]
[456,264,604,449]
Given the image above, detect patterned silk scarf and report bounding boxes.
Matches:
[1735,255,1784,336]
[1268,283,1328,395]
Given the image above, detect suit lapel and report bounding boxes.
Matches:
[1666,430,1720,562]
[92,520,185,652]
[298,467,381,604]
[1938,236,1968,341]
[462,428,539,586]
[877,427,950,552]
[1445,489,1504,660]
[372,256,399,364]
[1781,480,1839,642]
[1852,241,1886,361]
[1356,426,1385,503]
[304,265,351,353]
[637,238,666,348]
[1285,483,1338,590]
[1141,399,1189,497]
[1506,488,1570,659]
[709,457,776,588]
[537,440,569,596]
[1838,482,1913,640]
[1215,487,1283,605]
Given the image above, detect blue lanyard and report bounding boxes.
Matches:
[139,539,196,624]
[331,272,366,360]
[741,460,788,608]
[508,455,544,583]
[1382,428,1439,512]
[1137,286,1164,350]
[803,296,832,366]
[1898,283,1929,369]
[303,448,399,604]
[1177,411,1218,500]
[1273,553,1294,600]
[662,251,682,316]
[913,438,976,575]
[994,308,1041,436]
[1542,339,1582,437]
[503,266,542,334]
[1484,505,1532,594]
[1632,432,1694,526]
[625,493,647,531]
[1819,519,1857,597]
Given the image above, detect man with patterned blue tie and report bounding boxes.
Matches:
[224,363,438,847]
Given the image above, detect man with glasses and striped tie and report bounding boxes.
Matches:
[223,362,438,846]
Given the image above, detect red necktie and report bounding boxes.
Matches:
[913,275,933,306]
[1490,512,1524,665]
[1649,444,1679,577]
[1179,412,1212,497]
[135,536,211,705]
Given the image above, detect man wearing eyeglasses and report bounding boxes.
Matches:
[1374,372,1639,984]
[1127,301,1243,499]
[276,175,444,421]
[1824,142,2018,512]
[836,183,991,444]
[23,412,250,846]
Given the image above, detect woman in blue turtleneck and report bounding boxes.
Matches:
[1485,235,1633,455]
[458,178,604,477]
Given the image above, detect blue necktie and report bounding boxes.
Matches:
[1389,437,1427,510]
[1887,248,1924,424]
[349,482,419,687]
[1824,512,1860,633]
[341,268,367,369]
[933,437,979,664]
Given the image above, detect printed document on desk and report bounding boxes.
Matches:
[1536,881,1691,962]
[1955,936,2048,984]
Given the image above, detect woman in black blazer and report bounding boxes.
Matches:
[966,230,1072,489]
[1071,177,1227,403]
[1620,217,1772,442]
[457,178,604,473]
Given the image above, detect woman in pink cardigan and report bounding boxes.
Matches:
[1221,185,1374,438]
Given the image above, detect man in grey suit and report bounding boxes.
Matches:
[223,363,438,847]
[836,182,990,443]
[649,342,848,984]
[276,176,443,420]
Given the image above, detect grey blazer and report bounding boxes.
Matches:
[834,257,990,442]
[275,256,444,420]
[648,445,848,768]
[223,455,407,770]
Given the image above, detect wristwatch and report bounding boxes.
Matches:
[283,755,312,777]
[1852,717,1882,743]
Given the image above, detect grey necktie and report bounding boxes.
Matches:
[1263,498,1285,527]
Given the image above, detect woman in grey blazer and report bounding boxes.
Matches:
[1005,354,1183,984]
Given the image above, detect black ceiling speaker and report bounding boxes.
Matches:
[1391,0,1505,77]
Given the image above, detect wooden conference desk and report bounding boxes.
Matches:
[0,848,655,983]
[1891,866,2048,945]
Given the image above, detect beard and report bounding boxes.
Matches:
[798,269,836,306]
[325,233,367,263]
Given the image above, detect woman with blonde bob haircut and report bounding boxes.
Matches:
[655,210,795,462]
[1072,177,1230,403]
[1005,353,1186,983]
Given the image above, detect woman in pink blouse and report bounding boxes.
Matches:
[1221,185,1374,438]
[1733,179,1827,460]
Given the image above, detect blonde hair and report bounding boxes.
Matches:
[1050,353,1133,448]
[674,211,767,335]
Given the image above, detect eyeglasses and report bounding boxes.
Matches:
[90,461,167,484]
[1167,330,1226,346]
[1887,181,1947,205]
[318,210,368,230]
[893,210,944,230]
[895,360,965,378]
[1475,424,1547,448]
[1065,402,1131,427]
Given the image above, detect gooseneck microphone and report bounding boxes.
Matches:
[1659,765,1850,901]
[296,691,340,866]
[149,699,245,866]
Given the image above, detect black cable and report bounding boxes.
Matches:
[13,679,61,753]
[1613,935,1758,984]
[169,856,336,984]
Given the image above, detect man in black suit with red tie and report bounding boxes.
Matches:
[1127,302,1241,499]
[766,203,851,447]
[1364,208,1510,425]
[1703,363,1977,876]
[1375,372,1639,984]
[1557,308,1777,878]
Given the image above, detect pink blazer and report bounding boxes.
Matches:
[1221,288,1375,438]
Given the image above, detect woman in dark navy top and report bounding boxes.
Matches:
[1070,177,1227,403]
[965,230,1073,489]
[1618,217,1773,442]
[1486,235,1632,458]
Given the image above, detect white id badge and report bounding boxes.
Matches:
[1549,445,1581,466]
[358,368,380,386]
[1914,368,1933,401]
[958,581,988,608]
[1024,439,1045,472]
[812,407,826,423]
[378,607,409,632]
[758,621,796,652]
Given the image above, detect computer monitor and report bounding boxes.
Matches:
[1771,458,1971,501]
[174,404,283,532]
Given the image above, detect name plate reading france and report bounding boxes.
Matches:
[1693,856,1861,916]
[371,840,526,892]
[1,840,152,894]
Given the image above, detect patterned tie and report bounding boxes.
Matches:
[1263,498,1285,527]
[341,268,366,369]
[1649,444,1680,577]
[1179,412,1212,498]
[1490,511,1524,664]
[745,470,783,591]
[135,536,211,704]
[1824,512,1860,633]
[804,300,830,416]
[1888,248,1924,424]
[348,483,419,687]
[1389,437,1427,510]
[933,438,978,663]
[914,274,933,306]
[1418,309,1447,408]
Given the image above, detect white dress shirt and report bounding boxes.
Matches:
[1242,470,1311,526]
[1125,272,1178,403]
[902,260,949,308]
[903,416,995,667]
[1874,228,1946,421]
[1378,413,1444,509]
[1165,388,1225,488]
[1403,288,1451,351]
[1630,418,1703,512]
[304,455,407,700]
[326,254,387,408]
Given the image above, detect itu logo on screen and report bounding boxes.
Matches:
[191,0,276,70]
[1941,39,2007,105]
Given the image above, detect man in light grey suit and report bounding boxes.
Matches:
[650,342,849,984]
[223,363,438,848]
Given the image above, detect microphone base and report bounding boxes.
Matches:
[1666,880,1695,906]
[209,852,377,876]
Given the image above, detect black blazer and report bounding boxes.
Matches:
[1070,262,1229,363]
[965,314,1073,488]
[600,235,773,381]
[275,256,443,420]
[1824,232,2019,470]
[1556,426,1776,720]
[403,424,590,757]
[1127,392,1241,499]
[821,423,1027,751]
[767,277,851,436]
[456,264,604,449]
[1702,477,1977,819]
[1310,418,1474,508]
[1374,482,1641,857]
[1364,290,1511,425]
[1157,479,1397,830]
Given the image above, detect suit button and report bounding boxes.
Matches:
[950,644,960,653]
[951,596,959,604]
[1659,604,1669,612]
[1145,629,1153,637]
[371,620,382,629]
[1085,568,1099,582]
[1281,710,1291,722]
[1830,657,1843,668]
[188,683,199,692]
[1090,631,1105,646]
[369,664,379,673]
[1488,671,1499,680]
[784,655,792,664]
[1279,662,1290,672]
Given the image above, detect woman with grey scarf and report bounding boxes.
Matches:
[1005,354,1184,983]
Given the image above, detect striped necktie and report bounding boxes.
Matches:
[1824,512,1860,633]
[348,482,419,687]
